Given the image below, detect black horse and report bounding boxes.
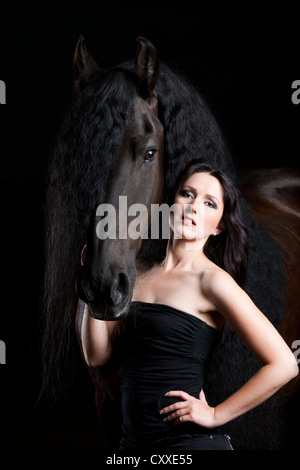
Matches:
[42,37,289,450]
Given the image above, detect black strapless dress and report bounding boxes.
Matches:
[119,301,233,450]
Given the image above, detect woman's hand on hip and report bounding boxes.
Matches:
[159,389,216,429]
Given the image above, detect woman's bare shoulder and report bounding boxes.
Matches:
[200,263,236,298]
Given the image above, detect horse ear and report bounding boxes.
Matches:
[73,36,101,92]
[135,37,159,95]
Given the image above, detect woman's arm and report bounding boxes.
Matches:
[76,300,122,368]
[161,270,298,428]
[209,271,298,426]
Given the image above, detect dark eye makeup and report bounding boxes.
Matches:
[179,189,218,209]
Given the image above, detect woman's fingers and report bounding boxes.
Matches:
[160,390,192,416]
[160,390,194,424]
[160,389,215,428]
[160,400,187,416]
[164,390,191,400]
[162,406,190,424]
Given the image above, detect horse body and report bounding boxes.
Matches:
[241,167,300,402]
[43,37,296,449]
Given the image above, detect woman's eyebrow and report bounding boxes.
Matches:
[205,194,219,204]
[182,185,196,192]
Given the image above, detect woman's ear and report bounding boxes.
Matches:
[215,217,226,236]
[212,221,224,236]
[211,228,223,236]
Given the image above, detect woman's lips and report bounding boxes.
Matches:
[182,215,196,226]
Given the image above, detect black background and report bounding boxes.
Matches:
[0,1,299,452]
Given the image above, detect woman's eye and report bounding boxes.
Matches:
[205,200,217,209]
[144,149,157,162]
[180,190,193,199]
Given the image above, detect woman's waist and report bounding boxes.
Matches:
[122,375,204,399]
[123,358,204,382]
[121,375,208,442]
[122,375,204,409]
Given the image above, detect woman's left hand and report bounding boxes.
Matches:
[160,389,216,429]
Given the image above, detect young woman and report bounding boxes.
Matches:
[80,160,298,450]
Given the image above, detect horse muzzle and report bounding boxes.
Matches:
[75,266,134,320]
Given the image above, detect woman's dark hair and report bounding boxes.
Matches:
[174,159,249,285]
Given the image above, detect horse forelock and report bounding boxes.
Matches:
[67,66,142,204]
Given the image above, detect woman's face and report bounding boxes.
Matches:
[171,171,225,241]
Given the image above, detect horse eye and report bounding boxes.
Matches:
[144,149,157,162]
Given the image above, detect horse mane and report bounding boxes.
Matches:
[157,64,236,185]
[41,67,140,401]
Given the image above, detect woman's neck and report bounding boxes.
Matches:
[161,236,208,272]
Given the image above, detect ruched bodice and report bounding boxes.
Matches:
[121,301,219,448]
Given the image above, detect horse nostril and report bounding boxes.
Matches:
[111,272,129,306]
[118,272,129,295]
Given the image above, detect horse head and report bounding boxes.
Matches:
[74,37,164,320]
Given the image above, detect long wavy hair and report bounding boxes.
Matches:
[173,159,249,285]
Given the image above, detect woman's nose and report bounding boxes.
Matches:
[185,203,195,215]
[191,203,197,214]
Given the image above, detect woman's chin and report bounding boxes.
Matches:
[176,224,202,240]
